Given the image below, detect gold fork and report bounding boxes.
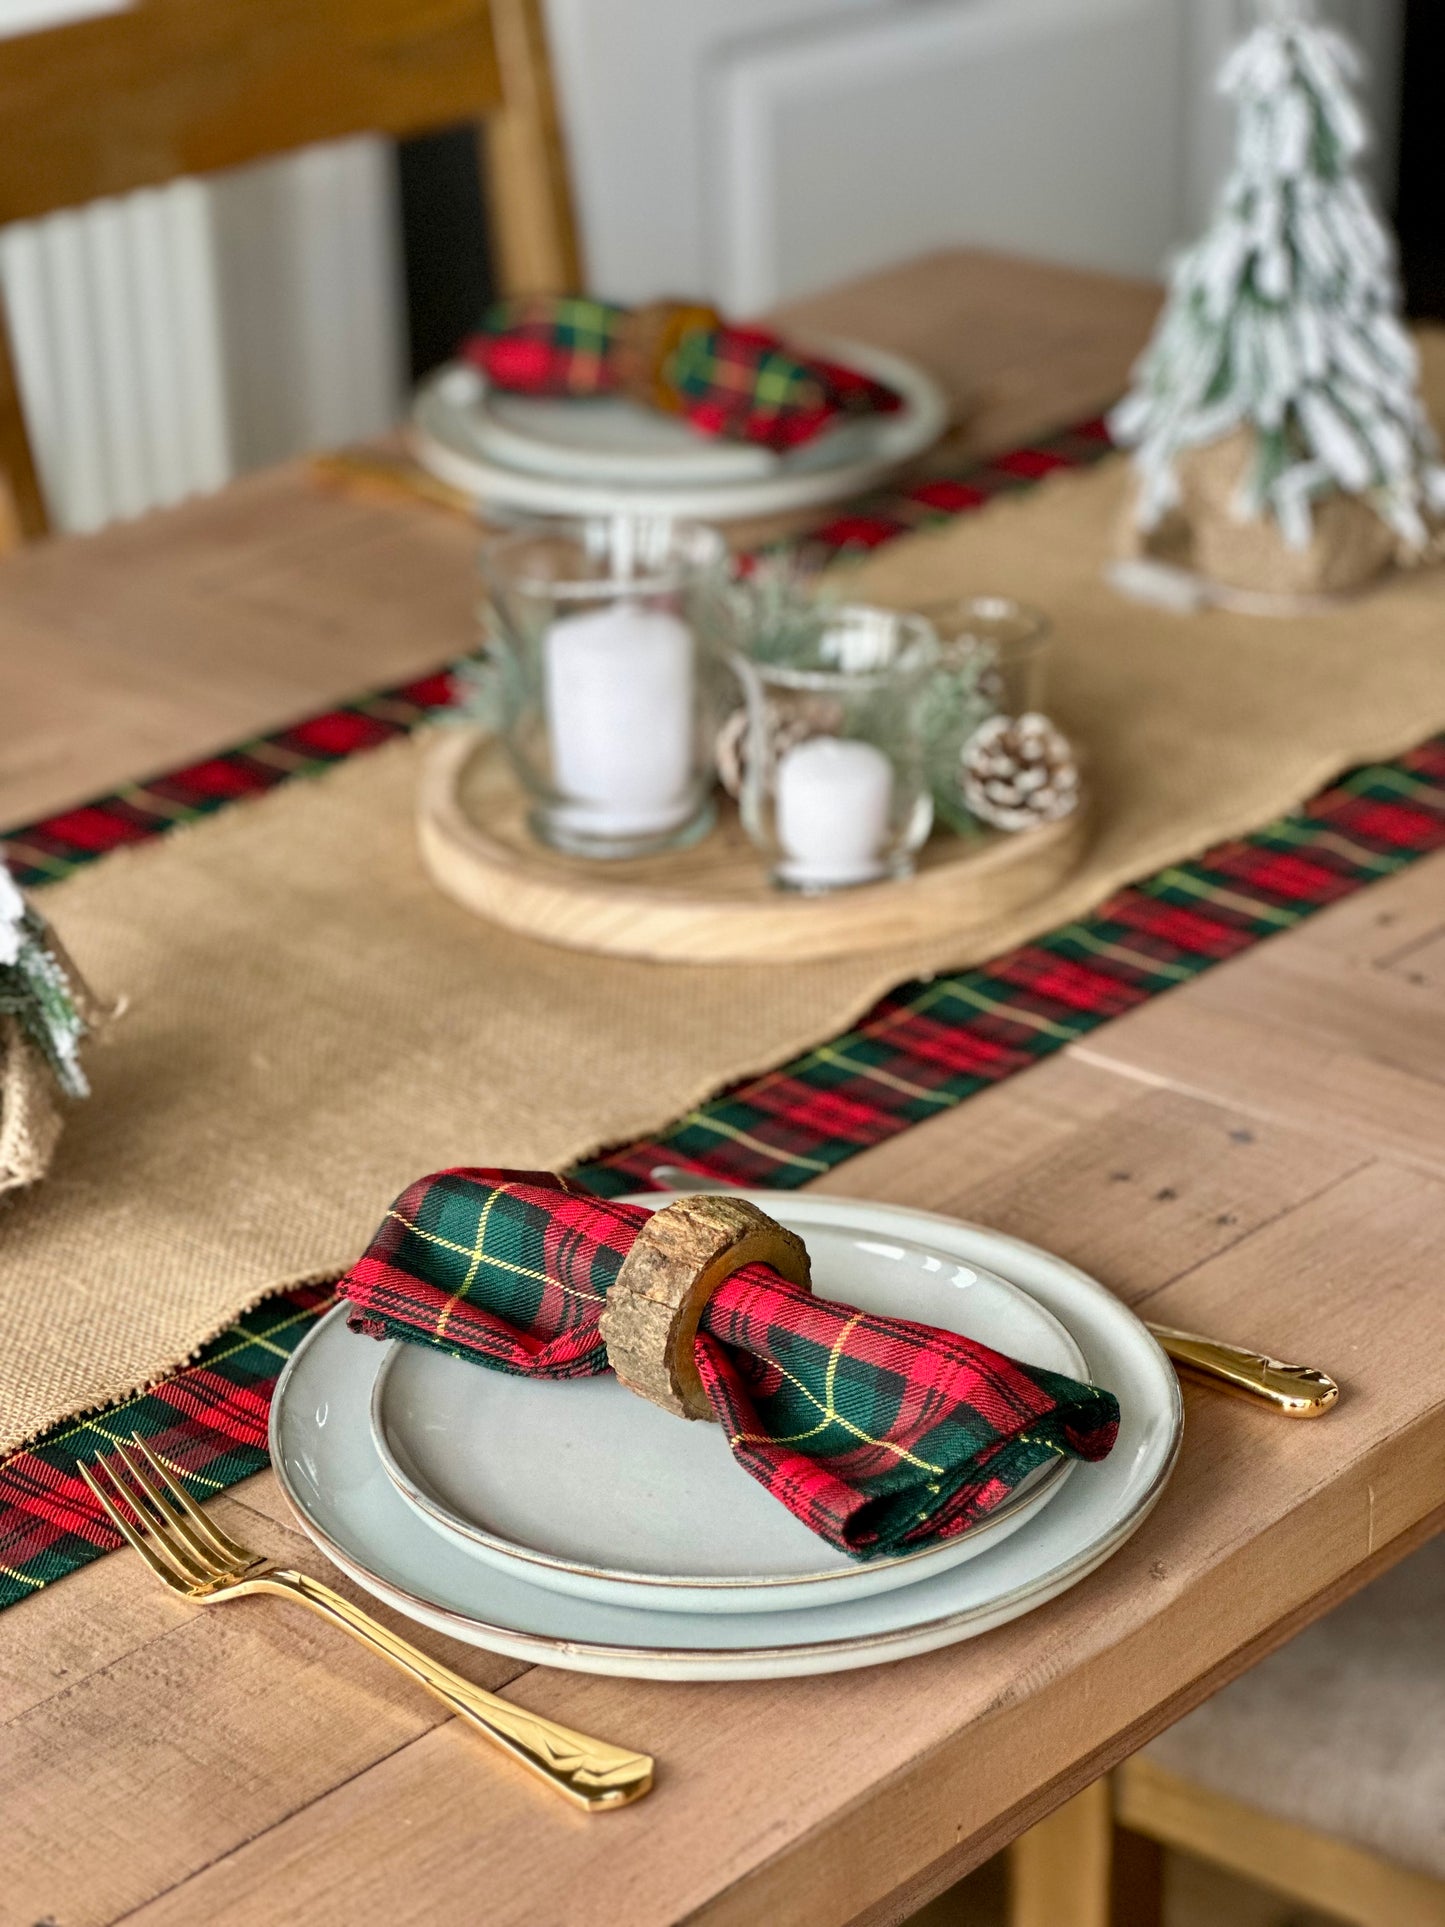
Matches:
[80,1436,654,1813]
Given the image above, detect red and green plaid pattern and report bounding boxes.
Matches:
[0,1286,333,1605]
[462,296,619,399]
[576,740,1445,1195]
[462,296,900,455]
[6,415,1445,1602]
[338,1169,1120,1559]
[0,672,454,889]
[0,421,1109,891]
[342,1168,630,1376]
[666,325,901,453]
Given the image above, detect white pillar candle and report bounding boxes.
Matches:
[775,736,894,888]
[543,601,696,837]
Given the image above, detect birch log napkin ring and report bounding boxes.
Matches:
[599,1194,812,1418]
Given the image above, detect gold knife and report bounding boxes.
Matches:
[1146,1326,1338,1418]
[647,1168,1340,1419]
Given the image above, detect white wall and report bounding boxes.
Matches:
[546,0,1407,313]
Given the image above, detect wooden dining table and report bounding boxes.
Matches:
[6,249,1445,1927]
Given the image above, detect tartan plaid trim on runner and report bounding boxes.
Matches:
[0,1286,333,1606]
[338,1170,1120,1560]
[5,418,1445,1603]
[0,672,455,889]
[575,737,1445,1194]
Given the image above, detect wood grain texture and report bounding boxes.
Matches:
[0,0,502,224]
[15,1152,1441,1927]
[6,256,1445,1927]
[600,1194,811,1418]
[4,1484,528,1927]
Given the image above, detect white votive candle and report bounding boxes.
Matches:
[543,601,696,837]
[775,735,894,888]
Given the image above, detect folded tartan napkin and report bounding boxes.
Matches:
[461,296,902,454]
[340,1169,1119,1560]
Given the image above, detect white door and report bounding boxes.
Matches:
[545,0,1405,312]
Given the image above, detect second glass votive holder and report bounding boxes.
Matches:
[481,516,729,860]
[910,597,1053,833]
[915,596,1053,714]
[730,606,939,892]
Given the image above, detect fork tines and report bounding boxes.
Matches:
[80,1436,254,1594]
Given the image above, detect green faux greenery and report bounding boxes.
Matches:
[0,908,91,1098]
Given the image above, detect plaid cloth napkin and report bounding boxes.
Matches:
[340,1169,1119,1561]
[461,296,903,455]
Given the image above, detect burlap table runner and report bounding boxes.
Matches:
[6,384,1445,1451]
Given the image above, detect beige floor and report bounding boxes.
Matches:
[912,1849,1343,1926]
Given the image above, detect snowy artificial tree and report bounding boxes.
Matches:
[1111,0,1445,601]
[0,858,107,1192]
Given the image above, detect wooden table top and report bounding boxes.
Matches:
[7,250,1445,1927]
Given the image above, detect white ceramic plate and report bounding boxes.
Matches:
[270,1197,1182,1680]
[369,1217,1086,1614]
[409,337,949,523]
[470,384,778,485]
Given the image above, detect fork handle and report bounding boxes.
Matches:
[255,1570,653,1811]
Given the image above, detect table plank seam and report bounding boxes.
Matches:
[97,1723,446,1927]
[1124,1151,1379,1310]
[3,1489,534,1732]
[1070,1042,1445,1173]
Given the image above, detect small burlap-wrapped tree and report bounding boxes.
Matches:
[1111,0,1445,601]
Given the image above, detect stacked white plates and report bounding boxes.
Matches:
[408,337,950,522]
[271,1193,1182,1679]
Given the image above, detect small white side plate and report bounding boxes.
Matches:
[370,1222,1084,1614]
[409,337,949,523]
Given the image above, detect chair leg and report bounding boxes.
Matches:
[1110,1822,1167,1927]
[1008,1777,1165,1927]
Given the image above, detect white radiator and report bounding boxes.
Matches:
[0,137,405,534]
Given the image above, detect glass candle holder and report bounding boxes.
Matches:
[916,596,1053,713]
[730,606,939,891]
[911,598,1052,834]
[481,516,729,859]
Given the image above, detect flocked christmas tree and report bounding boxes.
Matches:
[0,857,108,1192]
[1111,0,1445,593]
[0,860,93,1098]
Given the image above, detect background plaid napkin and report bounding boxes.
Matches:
[461,296,903,455]
[340,1169,1118,1561]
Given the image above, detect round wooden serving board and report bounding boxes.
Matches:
[417,728,1091,964]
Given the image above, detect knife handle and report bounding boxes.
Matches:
[1147,1325,1339,1418]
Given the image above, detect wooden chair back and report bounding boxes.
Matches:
[0,0,581,540]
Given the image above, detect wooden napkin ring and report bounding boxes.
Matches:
[599,1196,811,1421]
[613,299,721,414]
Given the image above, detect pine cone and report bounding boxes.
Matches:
[715,697,846,800]
[960,712,1080,832]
